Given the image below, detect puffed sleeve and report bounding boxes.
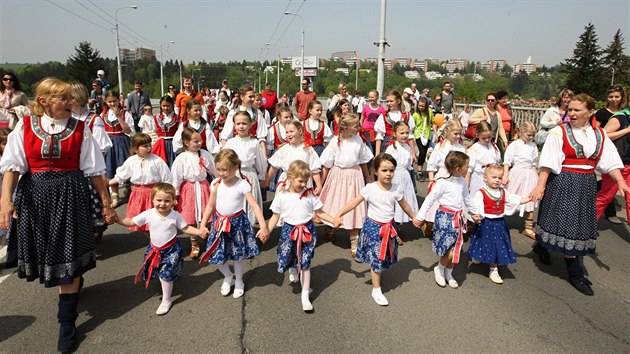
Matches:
[311,194,324,211]
[470,190,485,217]
[319,141,337,168]
[265,127,275,152]
[256,111,269,142]
[124,111,136,134]
[426,145,441,172]
[374,114,386,140]
[201,149,217,177]
[156,158,173,185]
[393,183,404,201]
[114,156,135,182]
[170,158,184,194]
[238,178,253,195]
[416,179,444,220]
[406,118,415,138]
[91,116,113,153]
[537,126,564,174]
[172,125,185,153]
[596,136,624,173]
[358,138,374,164]
[503,189,524,216]
[254,144,268,180]
[539,107,559,129]
[267,145,283,168]
[359,183,372,201]
[0,120,28,174]
[503,141,516,166]
[307,148,322,173]
[220,111,235,141]
[80,126,106,176]
[269,192,284,214]
[204,125,220,154]
[322,123,334,144]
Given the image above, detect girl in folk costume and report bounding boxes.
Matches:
[213,105,229,141]
[384,121,419,242]
[265,106,293,193]
[171,127,217,259]
[423,119,466,238]
[101,91,134,208]
[199,149,270,299]
[267,160,335,312]
[414,151,478,289]
[108,133,172,232]
[466,121,501,198]
[173,98,220,155]
[319,113,374,251]
[330,98,351,137]
[253,93,271,129]
[117,183,205,316]
[219,85,269,156]
[263,120,323,195]
[304,100,333,156]
[502,121,539,239]
[374,90,416,156]
[151,95,180,167]
[467,164,531,284]
[334,153,416,306]
[361,89,387,153]
[223,111,268,225]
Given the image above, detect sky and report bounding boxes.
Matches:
[1,0,629,68]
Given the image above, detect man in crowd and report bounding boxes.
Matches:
[127,81,152,131]
[294,78,317,121]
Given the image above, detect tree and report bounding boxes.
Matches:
[562,23,606,98]
[510,71,529,95]
[602,29,630,85]
[66,41,105,89]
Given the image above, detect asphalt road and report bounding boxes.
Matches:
[1,182,630,353]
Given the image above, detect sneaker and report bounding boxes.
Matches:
[607,215,622,224]
[233,281,245,299]
[288,268,298,283]
[489,269,504,284]
[434,266,446,287]
[445,272,459,289]
[220,277,234,296]
[156,301,172,315]
[569,277,594,296]
[302,297,314,312]
[371,290,389,306]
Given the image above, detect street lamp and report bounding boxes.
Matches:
[114,5,138,97]
[192,69,201,91]
[159,40,175,97]
[284,11,304,90]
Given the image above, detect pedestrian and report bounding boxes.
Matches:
[467,164,531,284]
[352,90,366,115]
[138,104,155,133]
[175,76,204,120]
[496,90,512,141]
[414,151,477,288]
[96,69,111,93]
[334,153,416,306]
[304,100,333,156]
[152,95,180,167]
[266,160,335,312]
[412,97,434,180]
[319,113,374,252]
[172,98,219,155]
[466,121,501,198]
[360,89,386,153]
[126,81,152,132]
[88,80,105,115]
[330,98,351,136]
[261,82,278,119]
[117,183,205,315]
[0,71,30,129]
[265,106,293,194]
[294,78,317,120]
[199,149,270,299]
[108,133,172,231]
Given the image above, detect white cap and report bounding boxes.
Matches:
[97,70,105,76]
[403,87,413,95]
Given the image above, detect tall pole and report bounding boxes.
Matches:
[376,0,387,98]
[179,60,182,92]
[611,67,615,86]
[277,55,281,97]
[115,5,138,98]
[355,51,359,91]
[285,12,305,91]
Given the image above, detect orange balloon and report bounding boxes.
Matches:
[433,114,445,127]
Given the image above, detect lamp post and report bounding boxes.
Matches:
[115,5,138,97]
[192,69,201,92]
[284,12,304,91]
[159,40,174,97]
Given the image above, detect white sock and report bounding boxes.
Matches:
[301,289,311,302]
[300,269,311,291]
[490,266,498,273]
[233,261,244,285]
[159,279,173,304]
[444,267,453,280]
[437,263,446,272]
[372,287,383,297]
[216,264,233,280]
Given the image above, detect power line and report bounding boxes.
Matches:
[266,0,306,61]
[45,0,112,33]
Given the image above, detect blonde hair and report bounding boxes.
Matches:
[31,78,70,116]
[338,112,360,133]
[69,82,88,106]
[442,119,462,137]
[519,121,537,134]
[483,163,504,176]
[215,148,241,170]
[286,160,311,180]
[151,182,176,200]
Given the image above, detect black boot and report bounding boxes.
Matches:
[57,293,79,352]
[533,243,551,265]
[565,257,593,296]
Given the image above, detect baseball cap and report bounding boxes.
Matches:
[97,70,105,76]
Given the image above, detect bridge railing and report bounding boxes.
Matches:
[455,103,548,128]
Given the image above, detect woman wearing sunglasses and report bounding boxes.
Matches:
[467,92,509,149]
[0,71,29,129]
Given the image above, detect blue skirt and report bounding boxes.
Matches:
[277,221,317,273]
[105,135,131,179]
[355,218,398,272]
[267,148,282,193]
[380,136,394,154]
[432,209,459,257]
[140,239,184,282]
[204,212,260,264]
[311,144,325,156]
[467,217,516,265]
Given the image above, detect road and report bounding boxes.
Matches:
[1,182,630,353]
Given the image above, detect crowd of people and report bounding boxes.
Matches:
[1,70,629,352]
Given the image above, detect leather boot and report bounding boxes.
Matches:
[522,218,536,240]
[422,222,434,240]
[190,238,201,259]
[57,293,79,352]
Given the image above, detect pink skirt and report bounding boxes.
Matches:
[177,180,210,225]
[320,165,366,230]
[126,184,155,232]
[507,165,539,216]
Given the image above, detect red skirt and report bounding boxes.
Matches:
[126,184,155,232]
[177,180,210,225]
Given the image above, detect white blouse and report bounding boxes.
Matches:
[73,111,112,153]
[266,122,288,151]
[426,141,466,173]
[467,141,501,175]
[172,119,220,154]
[385,141,413,171]
[320,135,373,168]
[212,177,251,216]
[171,150,217,193]
[503,139,538,169]
[223,136,268,180]
[104,109,136,135]
[270,189,324,225]
[416,176,477,220]
[220,107,269,142]
[360,182,403,223]
[138,114,156,133]
[0,114,105,176]
[373,110,415,141]
[471,187,522,218]
[268,143,321,173]
[114,153,173,185]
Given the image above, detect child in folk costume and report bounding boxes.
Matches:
[267,160,335,312]
[223,111,268,225]
[117,183,205,315]
[212,105,229,141]
[138,104,155,133]
[502,121,539,239]
[109,133,172,232]
[467,164,531,284]
[319,113,374,251]
[330,98,351,137]
[253,93,271,129]
[171,127,217,259]
[304,100,333,156]
[414,151,479,288]
[334,153,416,306]
[152,95,180,167]
[219,84,268,156]
[173,98,220,155]
[101,91,134,208]
[384,121,419,243]
[374,90,416,156]
[199,149,269,299]
[466,121,501,197]
[265,106,293,193]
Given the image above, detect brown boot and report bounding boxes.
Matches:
[422,222,434,240]
[522,218,536,240]
[190,238,201,259]
[350,236,359,258]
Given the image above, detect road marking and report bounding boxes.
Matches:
[0,245,14,284]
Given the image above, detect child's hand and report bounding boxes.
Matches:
[502,177,509,186]
[412,217,424,228]
[472,214,483,224]
[256,227,270,244]
[314,185,322,196]
[333,216,343,228]
[199,227,210,239]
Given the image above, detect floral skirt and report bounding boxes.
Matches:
[355,218,398,272]
[140,239,184,282]
[277,221,317,273]
[204,212,260,264]
[432,209,459,256]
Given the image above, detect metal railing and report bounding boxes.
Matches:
[456,103,547,128]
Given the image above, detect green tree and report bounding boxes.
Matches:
[602,29,630,85]
[66,41,105,89]
[562,23,606,98]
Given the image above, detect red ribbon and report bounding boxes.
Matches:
[299,188,313,199]
[199,210,244,264]
[135,237,178,288]
[371,218,397,261]
[438,205,467,264]
[290,224,313,272]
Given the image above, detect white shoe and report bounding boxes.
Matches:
[489,269,504,284]
[233,281,245,298]
[288,268,298,283]
[301,298,313,312]
[471,259,481,265]
[220,277,234,296]
[371,290,389,306]
[156,301,172,315]
[434,266,446,287]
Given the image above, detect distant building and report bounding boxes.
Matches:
[335,68,350,75]
[404,71,421,79]
[331,51,359,67]
[480,59,508,72]
[444,58,469,73]
[425,71,444,80]
[119,47,156,62]
[512,56,537,75]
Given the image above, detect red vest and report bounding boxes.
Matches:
[153,114,179,138]
[384,111,409,137]
[231,109,259,138]
[23,116,84,173]
[304,119,325,146]
[560,122,604,169]
[480,188,505,215]
[84,112,97,131]
[184,119,208,149]
[101,111,126,136]
[272,122,287,149]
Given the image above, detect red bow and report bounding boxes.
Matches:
[199,210,244,264]
[439,206,467,264]
[373,219,397,261]
[135,238,177,288]
[290,224,313,272]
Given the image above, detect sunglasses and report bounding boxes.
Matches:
[2,77,14,82]
[487,99,496,102]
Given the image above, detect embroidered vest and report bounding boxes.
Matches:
[304,120,325,146]
[102,111,125,135]
[273,122,287,149]
[384,111,409,137]
[23,116,84,172]
[560,122,604,168]
[84,112,97,131]
[153,114,179,137]
[480,188,505,215]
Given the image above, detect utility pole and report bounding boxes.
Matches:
[375,0,388,98]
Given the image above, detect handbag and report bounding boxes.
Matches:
[534,129,549,147]
[464,108,486,139]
